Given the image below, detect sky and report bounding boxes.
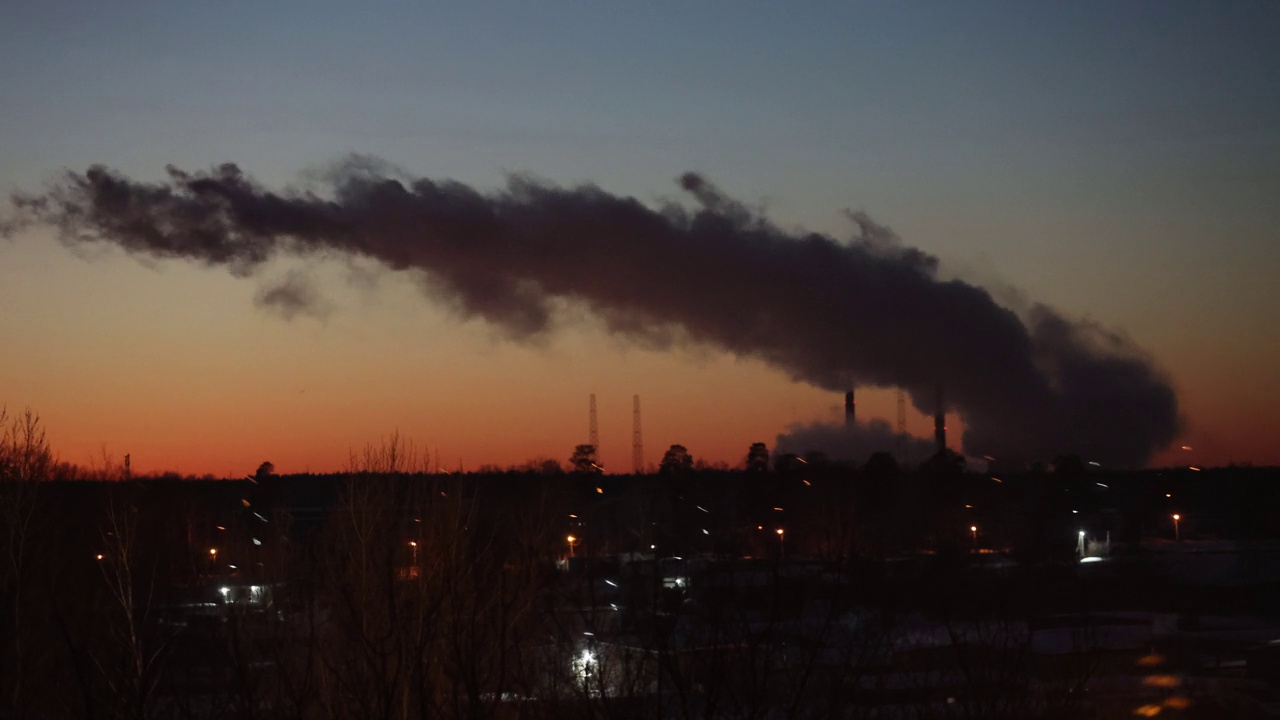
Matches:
[2,1,1278,475]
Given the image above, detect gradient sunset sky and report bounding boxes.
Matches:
[2,1,1278,474]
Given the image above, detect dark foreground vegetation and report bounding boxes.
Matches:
[3,408,1280,718]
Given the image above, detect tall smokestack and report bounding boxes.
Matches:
[934,385,947,453]
[844,388,855,427]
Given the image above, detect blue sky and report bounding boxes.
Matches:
[2,1,1278,470]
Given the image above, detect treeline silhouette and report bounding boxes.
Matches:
[3,408,1278,718]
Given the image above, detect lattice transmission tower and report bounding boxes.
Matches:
[632,395,643,474]
[588,393,599,460]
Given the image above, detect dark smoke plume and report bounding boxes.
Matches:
[5,160,1181,465]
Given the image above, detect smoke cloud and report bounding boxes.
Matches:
[255,269,330,321]
[775,419,939,466]
[5,159,1181,465]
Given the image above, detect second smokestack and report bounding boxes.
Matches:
[934,385,947,453]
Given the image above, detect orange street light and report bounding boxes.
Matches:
[776,528,785,561]
[1172,514,1181,541]
[209,547,218,558]
[970,525,978,549]
[566,535,577,558]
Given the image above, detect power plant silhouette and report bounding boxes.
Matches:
[588,382,949,473]
[846,383,949,456]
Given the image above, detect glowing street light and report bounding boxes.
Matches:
[567,535,577,558]
[970,525,978,549]
[408,540,418,565]
[776,527,785,561]
[1172,514,1181,542]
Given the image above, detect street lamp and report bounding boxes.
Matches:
[1172,514,1181,542]
[1078,530,1086,557]
[776,527,785,561]
[566,535,577,558]
[970,526,978,550]
[408,540,418,565]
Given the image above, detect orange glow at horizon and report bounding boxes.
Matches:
[3,231,1276,475]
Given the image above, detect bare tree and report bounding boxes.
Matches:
[95,487,171,719]
[0,406,55,717]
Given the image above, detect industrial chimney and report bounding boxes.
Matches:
[934,385,947,453]
[844,388,855,427]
